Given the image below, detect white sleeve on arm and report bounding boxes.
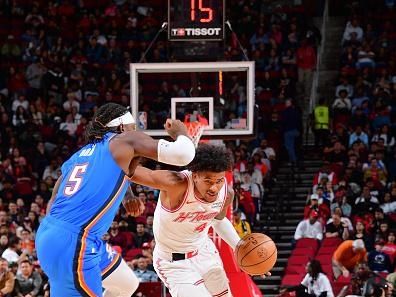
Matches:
[157,135,196,166]
[212,218,241,250]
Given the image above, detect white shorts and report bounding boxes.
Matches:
[153,239,231,297]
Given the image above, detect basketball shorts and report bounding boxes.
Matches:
[153,239,231,297]
[36,216,122,297]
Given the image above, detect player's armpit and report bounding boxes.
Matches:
[130,166,186,191]
[46,175,63,214]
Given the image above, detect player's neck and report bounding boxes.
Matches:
[193,188,208,202]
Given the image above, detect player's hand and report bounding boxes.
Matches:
[123,197,145,217]
[164,119,189,140]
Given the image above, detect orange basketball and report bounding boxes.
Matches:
[234,233,277,275]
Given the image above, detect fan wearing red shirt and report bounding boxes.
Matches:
[296,39,317,100]
[382,231,396,265]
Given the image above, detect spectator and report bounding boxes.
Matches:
[296,39,316,100]
[367,240,392,273]
[19,229,34,256]
[328,207,353,232]
[134,223,152,248]
[353,219,374,252]
[2,237,27,264]
[335,78,354,99]
[382,231,396,264]
[145,215,154,237]
[349,126,369,148]
[0,257,15,296]
[304,194,330,225]
[372,125,395,149]
[108,221,133,251]
[25,58,46,92]
[354,186,379,215]
[14,260,42,297]
[332,90,352,116]
[332,239,367,279]
[252,139,276,162]
[281,99,301,166]
[331,193,352,218]
[363,158,387,187]
[59,114,78,137]
[233,209,251,238]
[11,95,29,113]
[313,98,330,148]
[294,210,323,241]
[343,19,364,43]
[62,93,80,113]
[133,256,158,283]
[325,213,349,240]
[280,259,334,297]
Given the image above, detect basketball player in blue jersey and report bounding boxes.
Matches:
[35,103,196,297]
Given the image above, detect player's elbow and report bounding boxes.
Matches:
[175,141,196,165]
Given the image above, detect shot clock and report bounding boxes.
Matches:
[168,0,225,41]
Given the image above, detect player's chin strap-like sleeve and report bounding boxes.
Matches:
[212,217,241,250]
[157,135,196,166]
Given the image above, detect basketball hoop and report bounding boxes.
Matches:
[185,121,207,148]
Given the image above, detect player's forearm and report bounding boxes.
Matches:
[212,217,241,250]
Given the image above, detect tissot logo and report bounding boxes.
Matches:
[171,28,222,37]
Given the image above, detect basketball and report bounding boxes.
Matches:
[235,233,277,275]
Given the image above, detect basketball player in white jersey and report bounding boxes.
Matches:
[131,144,243,297]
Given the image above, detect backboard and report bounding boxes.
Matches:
[130,61,255,138]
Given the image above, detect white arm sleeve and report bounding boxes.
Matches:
[157,135,195,166]
[212,218,241,250]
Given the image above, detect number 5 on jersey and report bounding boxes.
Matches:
[64,164,88,196]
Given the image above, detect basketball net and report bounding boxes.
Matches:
[185,121,207,148]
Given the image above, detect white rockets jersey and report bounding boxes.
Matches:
[153,170,228,253]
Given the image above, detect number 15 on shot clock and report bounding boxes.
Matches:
[168,0,225,41]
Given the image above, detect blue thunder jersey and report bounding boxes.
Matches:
[49,133,130,238]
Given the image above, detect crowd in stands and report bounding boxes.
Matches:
[285,1,396,296]
[0,0,317,296]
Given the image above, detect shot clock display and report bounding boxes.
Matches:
[168,0,225,41]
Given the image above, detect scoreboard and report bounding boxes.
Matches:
[168,0,225,41]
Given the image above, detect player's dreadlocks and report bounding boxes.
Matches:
[85,103,129,143]
[187,144,232,173]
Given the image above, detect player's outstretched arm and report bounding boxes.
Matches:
[46,175,63,214]
[212,187,241,250]
[130,166,188,210]
[110,119,195,172]
[130,166,186,192]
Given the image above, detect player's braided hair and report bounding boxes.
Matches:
[85,103,129,143]
[187,144,232,173]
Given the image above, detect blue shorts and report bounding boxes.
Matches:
[36,216,122,297]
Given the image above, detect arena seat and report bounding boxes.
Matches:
[316,246,338,255]
[281,274,304,286]
[284,264,306,275]
[315,254,333,265]
[295,238,319,251]
[321,237,342,247]
[287,255,311,266]
[291,247,316,258]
